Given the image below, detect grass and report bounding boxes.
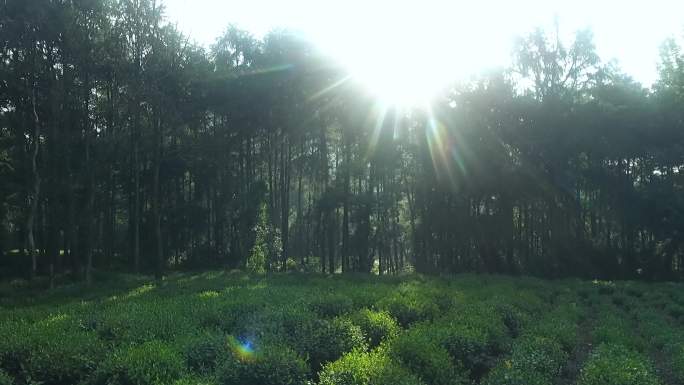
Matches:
[0,271,681,385]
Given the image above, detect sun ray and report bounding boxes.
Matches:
[309,75,352,100]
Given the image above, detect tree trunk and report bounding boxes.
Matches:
[153,113,163,279]
[280,134,290,270]
[26,83,41,281]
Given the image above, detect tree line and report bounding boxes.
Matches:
[1,0,683,283]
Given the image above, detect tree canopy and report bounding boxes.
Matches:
[1,0,683,282]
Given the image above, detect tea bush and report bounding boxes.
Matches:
[669,343,684,382]
[310,294,355,318]
[375,283,440,327]
[0,370,12,385]
[591,310,645,352]
[289,316,367,371]
[389,328,468,385]
[348,308,400,347]
[0,317,106,384]
[215,343,308,385]
[0,272,682,385]
[578,343,661,385]
[483,363,552,385]
[181,333,230,374]
[509,336,567,377]
[318,348,424,385]
[91,340,184,385]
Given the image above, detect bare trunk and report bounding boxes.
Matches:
[280,135,290,270]
[84,73,94,286]
[27,84,41,280]
[153,114,163,279]
[133,129,140,273]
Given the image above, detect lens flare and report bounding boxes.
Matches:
[227,336,256,361]
[424,105,469,190]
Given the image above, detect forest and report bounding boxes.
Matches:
[1,0,684,285]
[2,2,684,385]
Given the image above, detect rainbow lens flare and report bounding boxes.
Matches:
[227,335,256,361]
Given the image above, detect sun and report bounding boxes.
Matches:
[309,1,489,107]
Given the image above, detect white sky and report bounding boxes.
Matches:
[163,0,684,87]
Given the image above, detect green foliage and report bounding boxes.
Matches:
[93,299,197,343]
[0,370,12,385]
[349,308,400,347]
[592,311,645,352]
[525,304,581,352]
[578,344,661,385]
[2,273,684,385]
[310,294,355,318]
[172,376,216,385]
[215,344,307,385]
[181,333,230,374]
[595,281,616,295]
[495,303,530,338]
[246,203,270,274]
[318,348,424,385]
[483,363,552,385]
[671,344,684,382]
[389,328,467,385]
[289,316,367,371]
[426,308,509,380]
[91,340,184,385]
[375,284,440,327]
[246,244,267,274]
[666,303,684,320]
[0,317,106,384]
[482,336,566,385]
[510,336,567,377]
[245,203,282,274]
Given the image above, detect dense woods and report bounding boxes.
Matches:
[1,0,684,282]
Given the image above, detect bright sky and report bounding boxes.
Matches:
[163,0,684,88]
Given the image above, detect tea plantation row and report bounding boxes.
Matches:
[0,272,682,385]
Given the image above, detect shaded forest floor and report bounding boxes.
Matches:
[0,272,683,385]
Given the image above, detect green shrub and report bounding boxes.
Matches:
[91,340,184,385]
[215,343,307,385]
[509,336,567,377]
[172,376,216,385]
[635,312,674,350]
[595,281,615,295]
[229,303,298,339]
[96,300,195,343]
[592,313,645,352]
[578,344,661,385]
[482,363,552,385]
[577,289,591,300]
[0,370,12,385]
[289,316,367,371]
[667,304,684,320]
[195,300,259,332]
[375,284,440,327]
[670,343,684,382]
[389,329,467,385]
[310,295,355,318]
[481,336,565,385]
[624,286,644,298]
[0,318,106,385]
[425,320,504,380]
[495,304,529,338]
[432,291,462,312]
[526,312,578,352]
[436,304,511,363]
[611,293,629,308]
[318,348,424,385]
[182,333,230,374]
[349,309,400,347]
